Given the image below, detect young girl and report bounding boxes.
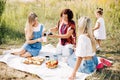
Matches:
[12,12,45,57]
[68,17,98,80]
[93,8,106,50]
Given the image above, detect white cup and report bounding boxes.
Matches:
[42,36,47,42]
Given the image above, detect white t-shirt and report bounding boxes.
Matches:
[25,24,45,32]
[75,34,95,57]
[94,17,106,39]
[33,24,45,32]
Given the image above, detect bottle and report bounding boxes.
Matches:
[47,30,53,35]
[42,33,47,42]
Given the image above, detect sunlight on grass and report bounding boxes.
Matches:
[0,0,120,51]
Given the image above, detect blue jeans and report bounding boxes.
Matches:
[67,54,98,74]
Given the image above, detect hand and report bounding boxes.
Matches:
[68,73,76,80]
[68,76,74,80]
[36,38,42,42]
[48,32,53,35]
[48,34,56,38]
[73,48,76,52]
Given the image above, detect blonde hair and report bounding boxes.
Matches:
[78,16,96,52]
[25,12,38,39]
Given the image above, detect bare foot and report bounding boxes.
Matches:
[11,49,26,55]
[20,52,32,58]
[11,52,20,55]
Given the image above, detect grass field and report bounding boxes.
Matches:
[0,0,120,52]
[0,0,120,80]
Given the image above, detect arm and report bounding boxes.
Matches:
[26,38,42,44]
[69,36,86,80]
[50,29,73,39]
[50,20,60,33]
[93,22,100,31]
[69,57,82,80]
[25,29,42,44]
[50,26,58,33]
[51,21,75,39]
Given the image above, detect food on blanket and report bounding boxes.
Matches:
[23,57,45,65]
[23,60,29,64]
[24,59,32,64]
[23,57,32,64]
[46,60,58,68]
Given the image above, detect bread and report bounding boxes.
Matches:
[46,60,58,69]
[23,57,45,65]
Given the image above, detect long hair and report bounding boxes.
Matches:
[78,16,96,52]
[25,12,38,39]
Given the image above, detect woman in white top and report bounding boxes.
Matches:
[93,8,106,50]
[68,17,98,80]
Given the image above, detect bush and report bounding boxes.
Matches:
[0,0,6,44]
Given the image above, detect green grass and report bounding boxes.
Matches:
[0,0,120,52]
[0,1,120,80]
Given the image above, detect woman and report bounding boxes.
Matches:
[49,9,76,57]
[12,12,45,57]
[68,17,98,80]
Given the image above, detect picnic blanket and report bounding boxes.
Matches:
[0,44,93,80]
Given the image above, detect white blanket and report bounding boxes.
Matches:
[0,44,93,80]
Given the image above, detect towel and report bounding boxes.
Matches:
[0,44,93,80]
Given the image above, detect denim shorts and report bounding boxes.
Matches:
[67,54,98,74]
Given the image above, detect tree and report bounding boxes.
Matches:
[0,0,7,44]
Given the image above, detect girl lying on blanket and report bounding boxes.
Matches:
[67,17,98,80]
[12,12,45,58]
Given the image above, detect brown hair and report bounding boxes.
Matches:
[25,12,38,39]
[96,8,103,15]
[28,12,37,25]
[60,9,73,21]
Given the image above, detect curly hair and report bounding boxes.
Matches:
[96,8,103,15]
[60,9,73,21]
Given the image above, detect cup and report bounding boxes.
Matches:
[53,55,58,61]
[45,56,50,61]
